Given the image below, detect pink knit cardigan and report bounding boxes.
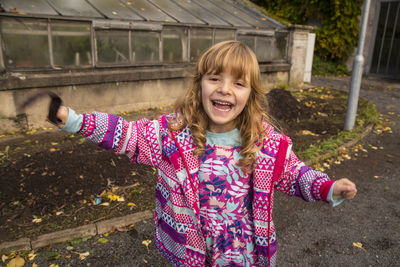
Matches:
[78,112,334,266]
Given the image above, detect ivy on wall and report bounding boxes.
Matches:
[251,0,364,62]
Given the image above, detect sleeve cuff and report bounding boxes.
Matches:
[61,107,83,133]
[327,181,345,207]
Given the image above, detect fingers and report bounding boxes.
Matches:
[333,178,357,200]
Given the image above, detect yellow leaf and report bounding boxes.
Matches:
[28,251,36,261]
[32,263,38,267]
[2,255,8,262]
[117,196,125,202]
[373,176,381,179]
[26,129,37,135]
[56,211,63,215]
[127,202,136,207]
[100,202,110,206]
[353,242,367,251]
[6,256,25,267]
[32,218,42,223]
[79,252,90,260]
[297,130,319,136]
[142,240,152,252]
[49,148,57,152]
[51,142,58,146]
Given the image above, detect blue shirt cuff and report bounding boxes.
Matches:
[61,108,83,133]
[327,181,345,207]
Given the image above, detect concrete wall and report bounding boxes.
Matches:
[287,25,314,85]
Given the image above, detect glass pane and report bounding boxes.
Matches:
[47,0,102,17]
[51,21,92,67]
[208,0,269,28]
[237,35,255,52]
[121,0,175,22]
[96,30,130,65]
[275,31,288,60]
[174,0,229,26]
[215,29,235,44]
[0,0,58,15]
[163,27,188,63]
[194,0,250,27]
[150,0,204,24]
[86,0,143,20]
[190,28,212,61]
[1,17,50,68]
[255,33,288,62]
[131,31,160,64]
[255,36,274,62]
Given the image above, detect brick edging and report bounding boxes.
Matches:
[305,124,374,166]
[0,210,153,255]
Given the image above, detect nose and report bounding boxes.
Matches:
[217,81,231,94]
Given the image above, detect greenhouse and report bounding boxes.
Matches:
[0,0,315,132]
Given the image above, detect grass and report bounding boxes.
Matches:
[312,55,350,76]
[297,97,378,163]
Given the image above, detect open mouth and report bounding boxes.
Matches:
[211,100,233,111]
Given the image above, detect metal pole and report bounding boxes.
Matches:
[344,0,371,131]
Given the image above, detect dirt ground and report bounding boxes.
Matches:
[0,77,399,266]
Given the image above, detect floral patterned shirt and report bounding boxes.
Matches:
[199,129,257,266]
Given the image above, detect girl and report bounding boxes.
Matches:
[54,41,356,266]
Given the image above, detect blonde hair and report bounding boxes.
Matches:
[170,40,273,172]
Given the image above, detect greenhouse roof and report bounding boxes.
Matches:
[0,0,284,29]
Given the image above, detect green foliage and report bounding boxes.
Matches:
[312,55,349,76]
[252,0,363,61]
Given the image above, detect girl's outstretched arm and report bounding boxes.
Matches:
[54,106,164,168]
[332,178,357,200]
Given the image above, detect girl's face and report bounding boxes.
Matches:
[201,71,251,133]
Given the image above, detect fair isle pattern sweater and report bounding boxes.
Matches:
[77,112,334,266]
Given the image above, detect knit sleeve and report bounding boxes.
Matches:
[77,112,163,168]
[275,144,334,203]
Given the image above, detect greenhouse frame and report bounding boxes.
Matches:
[0,0,315,133]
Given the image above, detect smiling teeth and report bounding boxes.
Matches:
[213,100,232,106]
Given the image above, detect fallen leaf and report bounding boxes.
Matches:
[100,202,110,206]
[32,263,38,267]
[117,196,125,202]
[353,242,367,251]
[28,251,36,261]
[128,202,136,207]
[32,218,42,223]
[56,211,63,216]
[2,255,8,262]
[43,251,60,260]
[26,129,37,135]
[6,256,25,267]
[79,252,90,260]
[49,264,59,267]
[66,246,74,250]
[142,240,152,253]
[297,130,319,136]
[98,238,108,244]
[49,148,57,152]
[373,176,381,179]
[51,142,58,146]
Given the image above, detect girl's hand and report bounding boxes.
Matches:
[46,105,68,127]
[333,178,357,200]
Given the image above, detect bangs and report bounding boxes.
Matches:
[198,41,258,82]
